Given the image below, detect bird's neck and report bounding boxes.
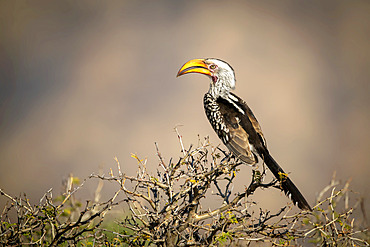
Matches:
[209,86,228,99]
[207,84,246,115]
[208,77,233,99]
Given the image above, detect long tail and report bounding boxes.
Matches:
[260,149,312,211]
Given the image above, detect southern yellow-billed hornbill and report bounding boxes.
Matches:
[177,58,311,211]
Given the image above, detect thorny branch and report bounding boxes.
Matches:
[0,174,118,246]
[91,133,368,246]
[1,132,368,246]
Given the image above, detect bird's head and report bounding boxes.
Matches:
[177,58,236,97]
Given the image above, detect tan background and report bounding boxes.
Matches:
[0,1,369,214]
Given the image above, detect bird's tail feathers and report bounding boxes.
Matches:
[260,149,312,211]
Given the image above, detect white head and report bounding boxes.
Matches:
[177,58,236,98]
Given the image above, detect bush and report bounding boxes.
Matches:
[1,133,368,246]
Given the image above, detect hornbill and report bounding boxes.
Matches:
[177,58,311,211]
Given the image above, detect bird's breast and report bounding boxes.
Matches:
[203,94,231,144]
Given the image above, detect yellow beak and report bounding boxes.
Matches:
[176,59,212,77]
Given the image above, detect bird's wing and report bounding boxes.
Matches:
[226,123,256,164]
[230,93,267,148]
[216,97,257,164]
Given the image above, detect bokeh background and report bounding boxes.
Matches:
[1,0,369,214]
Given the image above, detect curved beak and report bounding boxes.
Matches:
[176,59,212,77]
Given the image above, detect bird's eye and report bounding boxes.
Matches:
[209,64,217,70]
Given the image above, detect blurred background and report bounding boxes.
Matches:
[0,0,369,214]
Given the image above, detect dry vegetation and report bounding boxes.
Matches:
[0,131,368,246]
